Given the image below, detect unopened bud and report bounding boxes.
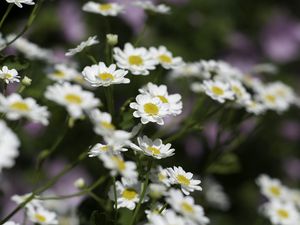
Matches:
[21,76,32,86]
[74,178,85,189]
[106,34,118,46]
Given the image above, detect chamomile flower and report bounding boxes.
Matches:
[113,43,157,75]
[146,210,186,225]
[258,88,289,113]
[82,2,124,16]
[167,189,210,224]
[149,46,183,70]
[133,1,171,14]
[131,135,175,159]
[47,64,77,82]
[89,109,115,135]
[82,62,129,87]
[45,82,100,119]
[262,200,300,225]
[229,80,251,104]
[139,82,182,116]
[6,0,35,8]
[130,94,168,125]
[0,66,20,84]
[244,100,266,115]
[28,206,58,225]
[198,60,221,79]
[0,120,20,173]
[89,142,127,157]
[202,80,234,103]
[151,166,171,186]
[109,179,141,210]
[256,174,290,202]
[166,166,202,195]
[169,62,201,79]
[0,93,49,125]
[99,154,138,180]
[11,193,42,210]
[103,129,133,152]
[65,35,99,56]
[149,183,167,199]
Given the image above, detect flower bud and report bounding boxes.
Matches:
[21,76,32,86]
[106,34,118,46]
[74,178,85,189]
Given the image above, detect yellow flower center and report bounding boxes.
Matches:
[98,73,114,81]
[159,54,172,63]
[122,188,137,200]
[157,95,168,103]
[99,3,112,11]
[144,103,159,115]
[176,175,190,186]
[266,94,276,103]
[270,186,281,197]
[65,94,82,104]
[128,55,143,66]
[277,209,289,219]
[99,146,109,152]
[211,86,224,96]
[4,73,13,79]
[232,86,242,97]
[147,146,161,155]
[112,156,126,171]
[100,121,115,130]
[181,202,194,213]
[10,101,29,112]
[52,71,65,78]
[35,214,46,223]
[158,173,166,181]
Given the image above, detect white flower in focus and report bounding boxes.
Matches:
[131,135,175,159]
[82,62,129,87]
[256,174,290,202]
[262,200,300,225]
[45,82,100,119]
[0,120,20,173]
[27,206,58,225]
[89,142,127,157]
[149,46,183,70]
[166,166,202,195]
[47,64,77,82]
[0,93,49,125]
[89,109,115,135]
[166,189,210,224]
[202,80,234,103]
[0,66,20,84]
[6,0,35,8]
[139,82,182,116]
[113,43,157,75]
[130,94,168,125]
[133,1,171,14]
[82,2,123,16]
[66,36,99,56]
[146,210,186,225]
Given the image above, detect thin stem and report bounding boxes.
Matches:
[0,4,14,30]
[104,86,114,117]
[158,203,168,214]
[112,176,118,224]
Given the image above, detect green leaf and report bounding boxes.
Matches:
[207,152,241,174]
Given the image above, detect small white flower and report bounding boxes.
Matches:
[256,174,290,202]
[45,82,100,119]
[11,193,42,211]
[167,189,210,224]
[0,120,20,173]
[0,93,49,125]
[89,109,115,136]
[131,135,175,159]
[74,178,85,189]
[130,94,168,125]
[66,36,99,56]
[47,64,77,82]
[139,82,182,116]
[150,166,170,186]
[0,66,20,84]
[6,0,35,8]
[229,80,251,104]
[82,1,124,16]
[133,1,171,14]
[149,183,167,199]
[202,80,234,103]
[149,46,183,70]
[166,166,202,195]
[89,142,127,157]
[28,206,58,225]
[169,62,201,79]
[113,43,157,75]
[244,99,266,115]
[198,60,221,79]
[82,62,129,87]
[146,210,186,225]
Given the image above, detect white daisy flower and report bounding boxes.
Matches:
[113,43,157,75]
[167,189,210,224]
[0,93,49,125]
[149,46,183,70]
[244,99,266,115]
[3,222,20,225]
[256,174,290,202]
[145,203,166,219]
[109,179,141,210]
[99,153,138,180]
[103,129,133,151]
[133,1,171,14]
[0,120,20,173]
[229,80,251,104]
[166,166,202,195]
[89,142,127,157]
[262,200,300,225]
[82,1,124,16]
[6,0,35,8]
[151,166,171,187]
[11,193,43,211]
[149,183,167,199]
[146,209,186,225]
[66,35,99,56]
[82,62,129,87]
[130,94,168,125]
[202,80,235,103]
[139,82,183,116]
[27,206,58,225]
[0,66,20,84]
[169,62,201,79]
[47,64,77,82]
[45,82,100,119]
[89,109,115,136]
[130,135,175,159]
[198,59,222,79]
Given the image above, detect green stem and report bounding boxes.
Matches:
[112,176,118,224]
[0,4,13,30]
[158,203,168,214]
[104,86,114,117]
